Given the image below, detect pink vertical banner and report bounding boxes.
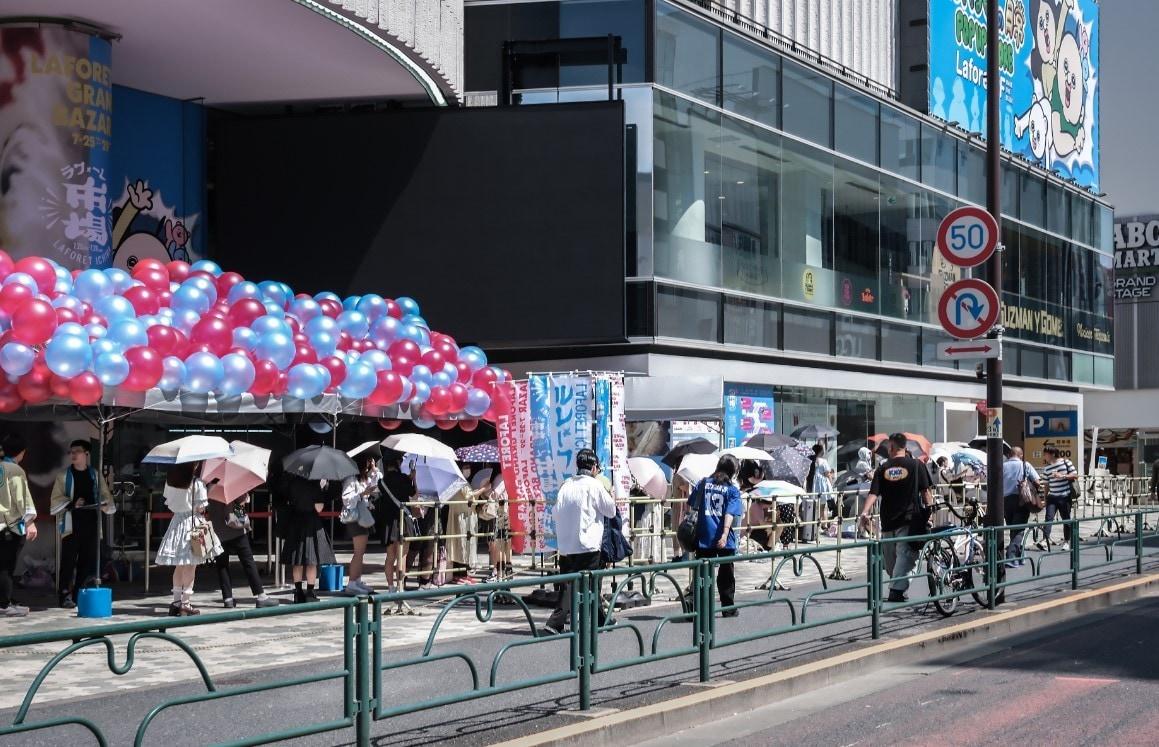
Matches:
[495,379,541,554]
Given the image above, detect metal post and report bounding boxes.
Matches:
[95,418,107,589]
[1071,519,1080,589]
[578,574,592,711]
[1136,512,1144,575]
[354,599,371,746]
[698,561,710,682]
[869,543,880,639]
[986,528,999,609]
[983,0,1005,605]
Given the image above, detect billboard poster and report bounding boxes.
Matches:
[723,383,775,449]
[0,24,113,267]
[495,379,540,554]
[594,374,631,518]
[529,374,592,552]
[1113,215,1159,304]
[927,0,1099,189]
[1024,410,1078,463]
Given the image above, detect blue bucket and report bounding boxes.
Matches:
[319,564,345,592]
[77,586,113,618]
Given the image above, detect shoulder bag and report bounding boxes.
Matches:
[676,479,703,553]
[1019,461,1044,512]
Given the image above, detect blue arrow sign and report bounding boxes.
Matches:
[954,291,988,326]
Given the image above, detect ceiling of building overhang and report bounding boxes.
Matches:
[1,0,430,106]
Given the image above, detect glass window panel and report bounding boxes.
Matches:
[834,162,881,314]
[1071,193,1092,247]
[783,307,832,355]
[723,297,780,348]
[835,315,878,360]
[922,190,962,326]
[1019,173,1045,226]
[782,61,832,147]
[957,143,985,206]
[1046,183,1069,237]
[626,281,653,337]
[834,84,878,164]
[1072,352,1094,385]
[718,116,781,297]
[653,91,723,286]
[656,285,719,341]
[1001,222,1020,295]
[881,322,920,365]
[1095,204,1113,253]
[1021,346,1045,379]
[1004,342,1021,376]
[920,124,955,195]
[1001,163,1019,217]
[655,1,720,105]
[1045,349,1069,381]
[879,175,935,324]
[880,106,919,180]
[1094,355,1114,387]
[1096,252,1114,317]
[1018,229,1047,301]
[722,35,779,129]
[559,0,648,86]
[1070,244,1096,318]
[781,138,834,304]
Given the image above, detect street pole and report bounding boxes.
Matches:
[984,0,1005,602]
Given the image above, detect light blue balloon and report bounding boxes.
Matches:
[95,295,134,322]
[303,315,337,337]
[432,371,453,388]
[287,363,328,399]
[337,310,369,340]
[254,331,295,370]
[442,362,459,379]
[232,327,257,351]
[289,297,322,323]
[399,378,414,403]
[314,291,341,304]
[342,295,361,311]
[183,276,218,305]
[309,330,338,359]
[184,352,224,394]
[158,357,186,391]
[410,380,430,404]
[459,346,488,371]
[172,284,211,316]
[51,295,83,312]
[262,301,286,317]
[227,281,261,305]
[54,271,73,295]
[157,308,176,323]
[409,364,433,385]
[57,322,87,338]
[361,349,391,371]
[108,319,148,348]
[45,334,92,378]
[399,324,423,345]
[105,268,133,294]
[250,314,290,337]
[338,360,376,399]
[3,272,37,291]
[0,342,35,376]
[369,316,401,346]
[401,314,428,330]
[174,309,202,334]
[91,338,120,358]
[191,259,222,276]
[356,294,388,321]
[412,411,436,429]
[465,388,491,417]
[219,352,256,396]
[94,351,130,386]
[258,281,289,309]
[396,296,421,317]
[416,327,431,347]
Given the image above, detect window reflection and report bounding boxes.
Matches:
[834,85,878,165]
[723,35,779,128]
[716,117,781,297]
[880,106,919,180]
[920,125,955,194]
[724,296,780,348]
[655,2,720,104]
[656,285,719,341]
[834,163,881,314]
[781,138,834,304]
[782,61,832,147]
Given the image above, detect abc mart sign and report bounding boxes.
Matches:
[1113,215,1159,302]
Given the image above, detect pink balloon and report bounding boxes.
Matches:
[14,256,56,294]
[123,346,163,391]
[69,372,103,405]
[11,298,57,345]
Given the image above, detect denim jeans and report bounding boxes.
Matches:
[1043,497,1072,542]
[882,526,918,593]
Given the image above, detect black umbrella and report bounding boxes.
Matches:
[744,432,798,450]
[661,437,717,468]
[282,445,359,481]
[790,424,839,440]
[763,445,812,488]
[967,436,1013,456]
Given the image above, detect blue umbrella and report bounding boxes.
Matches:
[454,440,499,463]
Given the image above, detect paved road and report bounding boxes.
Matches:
[641,593,1159,747]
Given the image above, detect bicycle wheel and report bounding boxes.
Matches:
[927,539,960,616]
[965,539,989,607]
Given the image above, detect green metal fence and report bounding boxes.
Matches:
[3,509,1159,746]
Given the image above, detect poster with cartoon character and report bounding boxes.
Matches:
[928,0,1099,190]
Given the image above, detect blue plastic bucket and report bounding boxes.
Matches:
[77,586,113,618]
[319,564,345,592]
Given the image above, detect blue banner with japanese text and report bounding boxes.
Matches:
[529,373,592,551]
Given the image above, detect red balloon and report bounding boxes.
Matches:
[336,332,353,352]
[292,343,317,366]
[426,386,452,416]
[420,349,445,371]
[157,290,172,308]
[389,339,420,359]
[131,261,169,292]
[146,325,178,357]
[14,257,56,294]
[205,308,227,321]
[123,346,163,391]
[0,282,34,315]
[123,286,159,316]
[391,354,416,376]
[482,405,498,423]
[271,371,289,397]
[292,332,308,345]
[187,270,216,285]
[320,299,342,319]
[320,356,346,391]
[459,418,479,432]
[285,317,301,335]
[0,383,22,413]
[11,298,57,344]
[455,361,472,384]
[434,337,459,363]
[49,374,71,398]
[55,307,78,325]
[227,298,265,328]
[377,418,403,430]
[369,370,405,406]
[190,316,232,357]
[216,272,244,298]
[353,339,374,353]
[250,359,280,395]
[69,372,103,405]
[472,367,500,391]
[167,261,191,283]
[16,368,51,404]
[448,383,469,413]
[0,250,14,281]
[436,420,457,431]
[170,329,191,358]
[385,299,402,319]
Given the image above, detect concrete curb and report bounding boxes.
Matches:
[494,573,1159,747]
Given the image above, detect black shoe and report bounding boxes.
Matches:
[60,595,76,610]
[222,599,237,609]
[887,590,908,603]
[305,589,320,603]
[293,589,307,604]
[722,609,739,618]
[168,602,183,617]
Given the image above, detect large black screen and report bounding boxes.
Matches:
[211,101,626,348]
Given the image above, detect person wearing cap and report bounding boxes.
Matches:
[0,434,37,617]
[543,449,617,635]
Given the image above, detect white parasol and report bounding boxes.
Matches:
[143,435,233,464]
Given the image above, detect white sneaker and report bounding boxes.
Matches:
[343,582,366,596]
[353,579,374,594]
[2,605,28,617]
[1060,542,1071,551]
[1034,541,1048,551]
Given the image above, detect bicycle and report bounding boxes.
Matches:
[918,497,989,616]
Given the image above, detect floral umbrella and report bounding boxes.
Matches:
[455,440,500,463]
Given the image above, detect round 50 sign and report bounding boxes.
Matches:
[936,206,999,268]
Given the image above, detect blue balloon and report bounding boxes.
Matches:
[356,294,388,321]
[227,281,261,305]
[51,294,83,312]
[45,334,92,378]
[396,296,421,317]
[95,295,134,323]
[3,272,37,291]
[53,265,73,295]
[401,314,428,330]
[183,276,218,304]
[465,388,491,417]
[87,322,108,339]
[232,327,257,351]
[57,322,87,338]
[174,309,202,334]
[184,352,224,394]
[336,310,369,340]
[219,352,256,396]
[91,338,120,358]
[441,362,459,379]
[303,315,337,337]
[0,342,35,376]
[459,346,488,372]
[263,301,286,317]
[412,411,436,429]
[94,351,130,386]
[108,319,148,348]
[342,295,361,311]
[314,291,341,304]
[172,284,211,316]
[410,380,431,404]
[105,268,133,294]
[191,259,222,276]
[158,357,186,391]
[250,314,290,337]
[258,281,289,309]
[310,330,338,359]
[338,360,376,399]
[416,327,431,347]
[369,316,401,346]
[254,331,295,370]
[287,363,328,399]
[289,297,322,323]
[360,349,391,371]
[399,324,424,344]
[432,371,453,388]
[409,364,433,385]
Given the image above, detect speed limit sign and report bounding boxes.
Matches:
[936,206,999,268]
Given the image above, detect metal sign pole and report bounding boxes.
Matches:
[984,0,1006,604]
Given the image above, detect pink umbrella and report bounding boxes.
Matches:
[201,441,271,504]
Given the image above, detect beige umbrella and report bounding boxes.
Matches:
[201,441,271,504]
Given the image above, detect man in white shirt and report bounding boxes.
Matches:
[543,449,617,635]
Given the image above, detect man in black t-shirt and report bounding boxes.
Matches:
[859,433,933,603]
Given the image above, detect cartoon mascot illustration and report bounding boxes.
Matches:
[110,178,194,271]
[1014,0,1089,164]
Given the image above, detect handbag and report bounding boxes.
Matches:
[356,500,376,528]
[188,516,218,559]
[225,506,251,531]
[676,479,703,553]
[1019,461,1044,512]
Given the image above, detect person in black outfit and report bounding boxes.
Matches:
[207,495,277,608]
[858,433,933,603]
[279,475,337,603]
[50,440,112,608]
[377,450,415,594]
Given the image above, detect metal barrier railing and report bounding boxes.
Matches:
[6,504,1159,746]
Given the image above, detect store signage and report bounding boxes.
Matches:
[927,0,1100,189]
[1025,410,1078,462]
[1113,215,1159,303]
[936,206,999,267]
[723,383,774,449]
[938,278,1000,339]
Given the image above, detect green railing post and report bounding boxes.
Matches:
[698,561,710,683]
[1071,519,1081,590]
[355,598,371,747]
[1137,512,1145,575]
[986,528,998,609]
[869,543,880,640]
[578,573,592,711]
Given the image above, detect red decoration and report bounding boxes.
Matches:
[0,250,14,281]
[167,260,191,283]
[131,260,169,292]
[11,298,57,345]
[123,347,164,391]
[14,256,56,294]
[426,386,452,416]
[190,316,233,357]
[251,359,280,395]
[377,418,403,430]
[459,418,479,432]
[369,370,405,406]
[0,282,34,315]
[227,298,265,328]
[124,286,159,316]
[0,383,22,413]
[216,272,244,298]
[448,383,469,413]
[16,368,51,404]
[320,356,346,390]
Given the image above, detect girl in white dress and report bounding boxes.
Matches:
[156,462,222,616]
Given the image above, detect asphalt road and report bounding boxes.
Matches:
[640,592,1159,747]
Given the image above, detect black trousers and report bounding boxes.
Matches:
[1003,493,1031,556]
[215,534,265,600]
[546,550,602,630]
[58,515,99,599]
[696,547,736,609]
[0,530,24,608]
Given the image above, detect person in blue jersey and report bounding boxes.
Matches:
[689,454,744,618]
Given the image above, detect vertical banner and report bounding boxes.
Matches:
[594,374,632,519]
[0,24,113,267]
[529,374,591,552]
[496,379,539,554]
[723,382,775,448]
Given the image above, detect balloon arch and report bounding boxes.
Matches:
[0,252,509,428]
